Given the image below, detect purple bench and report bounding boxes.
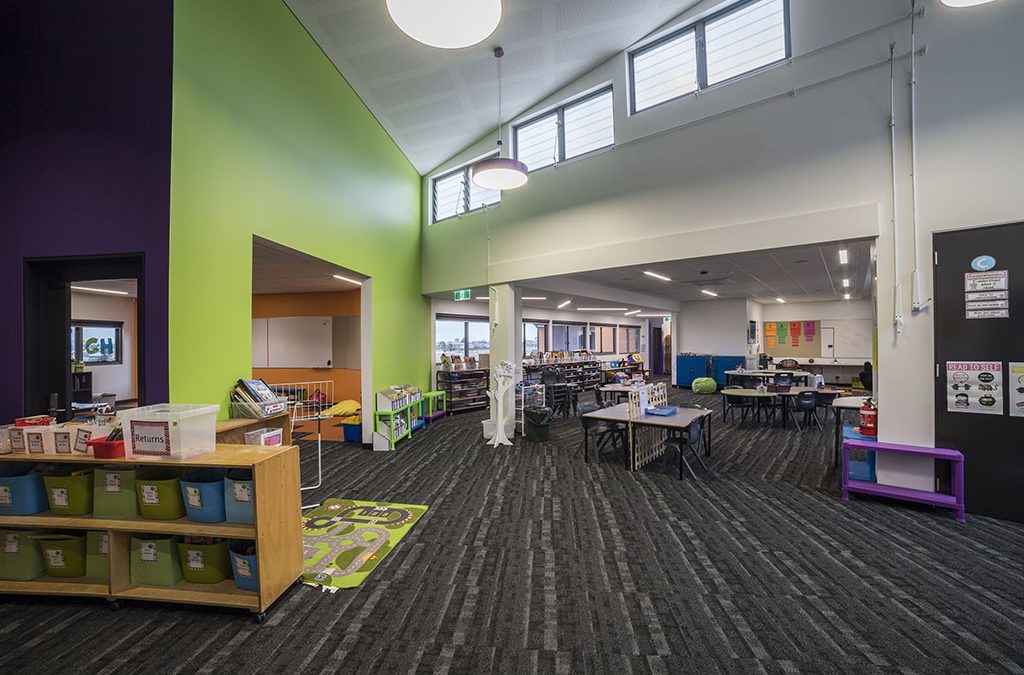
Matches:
[842,439,965,523]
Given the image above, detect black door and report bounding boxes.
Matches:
[651,326,664,375]
[933,222,1024,522]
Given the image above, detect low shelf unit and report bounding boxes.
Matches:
[436,368,490,414]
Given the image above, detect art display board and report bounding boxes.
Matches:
[763,321,820,358]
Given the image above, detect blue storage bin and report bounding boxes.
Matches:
[224,469,254,525]
[843,425,877,482]
[675,354,710,387]
[342,423,361,442]
[229,540,259,592]
[180,468,227,523]
[712,355,747,386]
[0,466,48,516]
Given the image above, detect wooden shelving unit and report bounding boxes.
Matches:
[0,444,302,620]
[524,360,603,389]
[436,368,490,414]
[215,411,292,445]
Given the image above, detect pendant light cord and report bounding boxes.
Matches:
[495,46,504,153]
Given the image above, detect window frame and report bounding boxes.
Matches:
[435,315,491,361]
[628,0,791,115]
[512,85,615,172]
[430,152,501,224]
[588,323,618,355]
[71,319,124,366]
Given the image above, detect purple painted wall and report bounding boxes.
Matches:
[0,1,173,421]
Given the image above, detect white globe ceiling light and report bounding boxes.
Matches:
[386,0,501,49]
[472,46,528,191]
[940,0,997,5]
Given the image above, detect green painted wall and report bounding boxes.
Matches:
[169,0,428,415]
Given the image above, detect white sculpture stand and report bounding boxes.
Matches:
[486,360,515,447]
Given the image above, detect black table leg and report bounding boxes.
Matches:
[781,396,788,429]
[584,426,590,463]
[833,408,842,467]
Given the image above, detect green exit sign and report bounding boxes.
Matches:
[454,289,472,301]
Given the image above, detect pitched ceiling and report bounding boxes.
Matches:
[285,0,703,174]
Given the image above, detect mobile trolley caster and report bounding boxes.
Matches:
[253,612,267,625]
[108,599,125,611]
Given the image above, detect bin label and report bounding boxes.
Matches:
[27,433,44,454]
[4,533,18,554]
[235,557,252,578]
[129,420,172,457]
[140,484,160,506]
[0,485,11,507]
[185,485,203,509]
[232,481,252,504]
[50,487,69,508]
[73,428,93,454]
[104,473,122,494]
[186,549,205,570]
[54,432,72,454]
[45,548,66,569]
[99,533,109,555]
[8,428,25,451]
[139,541,157,562]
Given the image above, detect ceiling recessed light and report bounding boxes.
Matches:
[775,297,786,303]
[386,0,502,49]
[577,307,628,312]
[844,293,851,300]
[637,313,669,317]
[623,309,641,316]
[557,299,572,309]
[700,289,718,297]
[839,249,849,264]
[842,278,850,287]
[643,270,672,282]
[940,0,997,6]
[70,285,130,296]
[332,274,363,286]
[522,296,546,301]
[474,296,488,301]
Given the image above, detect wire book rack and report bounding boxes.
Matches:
[265,379,335,509]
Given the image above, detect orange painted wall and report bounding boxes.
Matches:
[252,291,361,403]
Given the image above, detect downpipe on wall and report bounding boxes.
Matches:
[889,42,904,335]
[909,0,931,314]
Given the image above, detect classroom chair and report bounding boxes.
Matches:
[791,391,822,431]
[576,403,626,464]
[662,417,707,480]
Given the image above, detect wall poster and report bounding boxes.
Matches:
[946,361,1003,415]
[1010,363,1024,418]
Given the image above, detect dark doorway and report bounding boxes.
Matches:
[24,255,145,422]
[651,325,664,376]
[933,222,1024,522]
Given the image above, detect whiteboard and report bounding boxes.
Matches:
[820,319,873,359]
[267,316,333,368]
[252,318,269,368]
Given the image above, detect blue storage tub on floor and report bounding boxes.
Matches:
[229,540,259,592]
[0,465,48,516]
[843,425,877,482]
[180,468,227,523]
[342,424,361,443]
[224,469,254,525]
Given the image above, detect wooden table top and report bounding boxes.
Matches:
[599,383,646,392]
[833,396,870,409]
[724,369,814,378]
[582,403,711,429]
[721,388,777,398]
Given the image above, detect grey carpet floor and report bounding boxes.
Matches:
[2,388,1023,674]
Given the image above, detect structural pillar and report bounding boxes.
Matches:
[487,284,521,438]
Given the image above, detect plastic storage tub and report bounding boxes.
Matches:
[131,534,183,586]
[180,469,227,523]
[229,540,259,592]
[0,529,46,580]
[43,467,94,515]
[177,539,231,584]
[224,469,255,525]
[117,404,219,459]
[93,466,139,519]
[342,424,361,443]
[86,530,110,581]
[135,468,185,520]
[0,465,48,516]
[38,533,87,578]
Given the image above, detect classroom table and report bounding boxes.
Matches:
[774,386,846,429]
[598,382,642,403]
[831,396,869,467]
[725,369,813,385]
[581,403,713,472]
[720,388,777,424]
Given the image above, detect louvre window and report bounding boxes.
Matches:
[513,87,614,171]
[430,153,501,223]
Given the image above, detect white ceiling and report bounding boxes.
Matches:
[285,0,703,174]
[252,237,365,294]
[69,279,138,298]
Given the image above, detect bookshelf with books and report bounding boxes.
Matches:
[436,368,489,414]
[372,385,426,451]
[522,360,602,390]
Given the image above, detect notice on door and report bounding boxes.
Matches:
[965,271,1009,319]
[1010,363,1024,418]
[946,361,1003,415]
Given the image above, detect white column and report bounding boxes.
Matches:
[488,284,520,436]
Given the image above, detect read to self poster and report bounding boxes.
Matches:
[946,361,1002,415]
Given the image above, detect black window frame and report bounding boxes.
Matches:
[70,319,124,366]
[628,0,791,115]
[512,86,615,172]
[430,152,501,224]
[588,323,618,355]
[435,314,490,361]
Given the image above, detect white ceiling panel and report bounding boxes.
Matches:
[285,0,704,173]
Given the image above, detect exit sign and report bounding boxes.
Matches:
[454,289,472,301]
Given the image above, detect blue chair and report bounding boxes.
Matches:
[662,417,707,480]
[577,403,626,464]
[773,372,794,386]
[791,391,822,431]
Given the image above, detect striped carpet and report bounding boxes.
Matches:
[2,388,1023,673]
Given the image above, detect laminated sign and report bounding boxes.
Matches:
[5,533,19,554]
[130,420,172,457]
[946,361,1003,415]
[1010,363,1024,418]
[0,485,11,507]
[105,473,121,494]
[140,541,157,562]
[964,271,1010,319]
[185,486,203,509]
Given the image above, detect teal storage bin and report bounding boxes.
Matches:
[0,465,48,516]
[177,539,231,584]
[135,468,185,520]
[43,467,94,516]
[93,466,139,519]
[180,469,227,523]
[224,469,254,525]
[229,540,259,592]
[86,530,110,581]
[38,532,87,578]
[131,534,182,586]
[0,529,46,580]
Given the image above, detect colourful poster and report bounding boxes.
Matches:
[804,321,816,341]
[776,322,788,340]
[1010,363,1024,418]
[946,361,1002,415]
[766,335,776,349]
[790,322,801,347]
[765,322,777,336]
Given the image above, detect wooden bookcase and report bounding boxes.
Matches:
[215,411,292,445]
[0,444,302,621]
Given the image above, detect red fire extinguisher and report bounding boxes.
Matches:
[859,399,877,437]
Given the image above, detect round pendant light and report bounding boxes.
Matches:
[386,0,502,49]
[472,47,528,191]
[940,0,997,5]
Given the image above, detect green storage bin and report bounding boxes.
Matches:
[177,539,231,584]
[131,534,182,586]
[93,466,139,519]
[38,532,87,578]
[86,530,110,581]
[42,467,94,516]
[0,529,46,581]
[135,468,185,520]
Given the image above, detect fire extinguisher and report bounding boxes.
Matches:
[859,399,877,437]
